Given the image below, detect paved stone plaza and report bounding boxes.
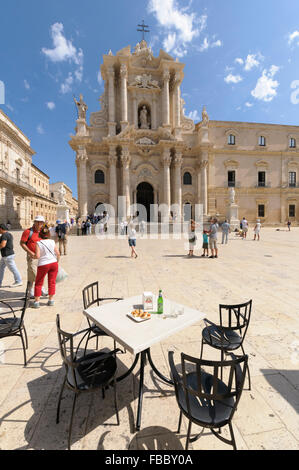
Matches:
[0,228,298,450]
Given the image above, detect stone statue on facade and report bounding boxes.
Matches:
[74,94,88,120]
[140,106,149,129]
[202,106,209,126]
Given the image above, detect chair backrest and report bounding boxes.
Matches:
[169,351,248,423]
[219,300,252,338]
[56,314,78,390]
[82,281,100,309]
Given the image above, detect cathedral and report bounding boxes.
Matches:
[69,40,299,225]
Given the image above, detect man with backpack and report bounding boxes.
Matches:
[55,219,68,255]
[20,215,47,297]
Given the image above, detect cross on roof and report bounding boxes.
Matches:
[137,20,150,41]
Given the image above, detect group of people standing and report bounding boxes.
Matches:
[0,216,70,309]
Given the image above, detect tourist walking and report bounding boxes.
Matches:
[128,222,138,258]
[201,230,209,257]
[221,219,230,244]
[0,224,22,288]
[188,219,197,257]
[208,218,219,258]
[241,217,249,239]
[140,219,146,237]
[287,220,291,231]
[253,219,261,241]
[55,220,68,255]
[20,215,47,297]
[32,226,60,308]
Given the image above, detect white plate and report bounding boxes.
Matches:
[127,312,151,323]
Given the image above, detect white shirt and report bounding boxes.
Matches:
[37,239,57,267]
[128,228,136,240]
[241,219,248,229]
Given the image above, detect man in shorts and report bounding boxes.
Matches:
[241,217,249,239]
[209,218,219,258]
[20,215,47,297]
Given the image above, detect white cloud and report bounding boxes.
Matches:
[251,66,280,102]
[235,58,244,65]
[288,30,299,46]
[24,79,30,90]
[46,102,55,110]
[245,102,253,108]
[244,53,262,71]
[224,73,243,84]
[188,110,200,121]
[148,0,207,57]
[37,124,45,134]
[42,23,84,93]
[42,23,81,64]
[199,37,222,52]
[60,73,74,94]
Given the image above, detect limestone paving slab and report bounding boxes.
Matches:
[0,228,298,450]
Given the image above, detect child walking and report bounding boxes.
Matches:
[201,230,209,257]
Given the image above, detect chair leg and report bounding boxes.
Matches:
[200,339,204,359]
[23,326,28,349]
[56,376,66,424]
[68,393,78,451]
[229,422,237,450]
[96,335,99,350]
[220,349,224,381]
[241,345,251,390]
[186,420,192,450]
[177,410,183,434]
[19,331,27,367]
[113,378,120,425]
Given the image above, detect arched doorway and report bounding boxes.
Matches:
[136,182,154,222]
[184,202,192,221]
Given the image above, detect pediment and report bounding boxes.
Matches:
[255,160,269,168]
[135,137,156,146]
[224,159,239,168]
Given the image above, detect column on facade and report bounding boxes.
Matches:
[107,66,116,135]
[152,95,157,129]
[201,159,208,216]
[162,69,170,127]
[120,64,128,129]
[121,147,131,217]
[108,146,118,216]
[76,146,88,218]
[174,73,181,128]
[161,148,171,220]
[174,150,183,220]
[132,91,138,129]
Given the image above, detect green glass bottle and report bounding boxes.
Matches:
[157,290,163,314]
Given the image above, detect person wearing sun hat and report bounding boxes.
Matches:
[20,215,48,297]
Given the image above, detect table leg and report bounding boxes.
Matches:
[136,350,146,431]
[146,348,173,385]
[116,353,140,382]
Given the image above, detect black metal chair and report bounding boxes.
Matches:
[56,314,121,450]
[168,351,248,450]
[200,300,252,389]
[0,282,30,366]
[82,281,123,353]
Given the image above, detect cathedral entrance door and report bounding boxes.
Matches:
[136,182,154,222]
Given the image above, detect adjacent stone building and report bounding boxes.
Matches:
[70,40,298,225]
[0,109,76,228]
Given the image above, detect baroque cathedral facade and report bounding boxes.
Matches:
[69,40,299,225]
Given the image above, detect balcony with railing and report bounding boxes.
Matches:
[0,169,36,194]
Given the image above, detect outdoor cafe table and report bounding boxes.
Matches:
[83,295,205,431]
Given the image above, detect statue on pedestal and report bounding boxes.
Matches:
[58,184,67,205]
[229,187,235,205]
[74,94,88,120]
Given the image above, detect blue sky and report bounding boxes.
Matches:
[1,0,299,197]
